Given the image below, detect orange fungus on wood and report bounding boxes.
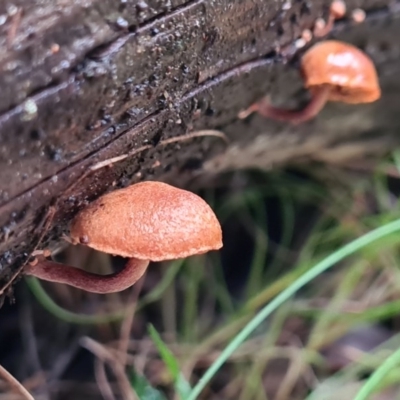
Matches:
[238,40,381,124]
[25,182,223,293]
[301,40,381,104]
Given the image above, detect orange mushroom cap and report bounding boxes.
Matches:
[301,40,381,104]
[330,0,346,19]
[70,181,222,261]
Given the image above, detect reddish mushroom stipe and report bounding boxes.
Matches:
[25,256,149,294]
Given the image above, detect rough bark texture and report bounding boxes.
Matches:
[0,0,399,289]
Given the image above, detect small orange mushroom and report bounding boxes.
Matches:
[25,182,223,294]
[238,40,381,124]
[351,8,366,24]
[314,0,346,37]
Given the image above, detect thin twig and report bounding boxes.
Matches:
[80,337,137,400]
[0,365,34,400]
[118,277,145,368]
[90,129,228,171]
[94,359,116,400]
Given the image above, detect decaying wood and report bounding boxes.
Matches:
[0,0,400,290]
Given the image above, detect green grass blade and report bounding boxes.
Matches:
[354,347,400,400]
[148,324,191,398]
[25,277,129,324]
[138,259,184,309]
[187,218,400,400]
[130,370,167,400]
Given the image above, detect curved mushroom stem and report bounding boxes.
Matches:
[24,256,149,294]
[238,86,331,125]
[313,15,335,37]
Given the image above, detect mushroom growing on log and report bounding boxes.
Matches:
[238,41,381,124]
[25,182,223,294]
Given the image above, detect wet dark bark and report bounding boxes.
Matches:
[0,0,399,290]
